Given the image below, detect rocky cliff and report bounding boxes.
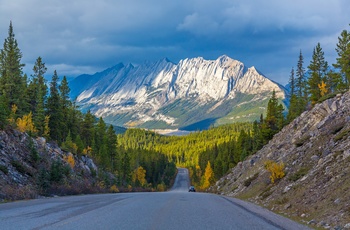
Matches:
[71,55,286,130]
[212,91,350,229]
[0,128,115,201]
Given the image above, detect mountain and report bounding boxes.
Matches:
[70,55,286,130]
[211,91,350,228]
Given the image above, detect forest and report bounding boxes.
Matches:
[0,21,349,192]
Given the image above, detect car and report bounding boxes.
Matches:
[188,186,196,192]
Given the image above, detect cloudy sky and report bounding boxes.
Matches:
[0,0,349,85]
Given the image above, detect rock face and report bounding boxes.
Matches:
[212,91,350,229]
[0,128,111,201]
[71,55,286,130]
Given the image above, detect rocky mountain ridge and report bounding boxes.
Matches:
[212,91,350,229]
[70,55,286,130]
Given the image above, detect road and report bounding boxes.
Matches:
[0,168,310,230]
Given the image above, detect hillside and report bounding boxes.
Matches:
[71,55,286,130]
[212,91,350,229]
[0,128,116,201]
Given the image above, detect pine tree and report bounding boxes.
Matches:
[0,21,26,115]
[308,43,329,105]
[289,67,295,96]
[29,57,47,135]
[333,27,350,89]
[295,50,307,114]
[46,70,63,141]
[59,76,71,138]
[81,110,95,147]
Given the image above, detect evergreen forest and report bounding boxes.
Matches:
[1,21,349,192]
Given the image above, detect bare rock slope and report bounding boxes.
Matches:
[212,91,350,229]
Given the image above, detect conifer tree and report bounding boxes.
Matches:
[0,21,26,115]
[333,27,350,89]
[308,43,328,105]
[295,50,307,113]
[47,70,63,141]
[28,57,47,135]
[59,76,71,138]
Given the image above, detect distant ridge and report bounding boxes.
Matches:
[69,55,286,130]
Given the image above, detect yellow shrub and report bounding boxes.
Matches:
[110,185,119,193]
[157,183,166,192]
[16,112,37,134]
[264,160,285,184]
[63,154,75,169]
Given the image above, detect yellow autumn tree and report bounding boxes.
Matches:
[132,166,147,187]
[318,80,328,97]
[201,161,214,190]
[63,154,75,169]
[8,104,17,125]
[16,112,37,134]
[264,160,285,183]
[43,115,50,139]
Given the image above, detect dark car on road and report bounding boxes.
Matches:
[188,186,196,192]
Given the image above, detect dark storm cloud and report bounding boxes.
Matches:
[0,0,349,84]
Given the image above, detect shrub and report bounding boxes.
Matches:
[50,160,70,183]
[288,167,309,182]
[63,154,75,169]
[243,172,259,187]
[0,164,8,174]
[110,185,119,193]
[264,160,285,184]
[11,160,27,174]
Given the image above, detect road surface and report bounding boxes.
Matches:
[0,168,310,230]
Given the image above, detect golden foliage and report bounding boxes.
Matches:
[110,185,119,193]
[16,112,37,134]
[82,146,93,156]
[63,154,75,169]
[157,183,166,191]
[8,104,17,124]
[43,115,50,138]
[318,81,328,97]
[132,166,147,187]
[264,160,285,183]
[201,161,214,190]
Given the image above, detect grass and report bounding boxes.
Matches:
[334,128,350,141]
[288,167,310,182]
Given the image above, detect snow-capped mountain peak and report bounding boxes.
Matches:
[71,55,286,130]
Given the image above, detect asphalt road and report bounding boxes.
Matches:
[0,168,310,230]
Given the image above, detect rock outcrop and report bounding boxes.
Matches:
[0,128,114,201]
[212,91,350,229]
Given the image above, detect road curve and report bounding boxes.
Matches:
[0,168,310,230]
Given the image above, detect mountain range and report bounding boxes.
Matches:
[70,55,287,130]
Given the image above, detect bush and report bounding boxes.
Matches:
[0,164,8,174]
[243,172,259,187]
[264,160,285,184]
[50,160,70,183]
[11,160,27,175]
[288,167,309,182]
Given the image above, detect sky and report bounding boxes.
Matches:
[0,0,350,85]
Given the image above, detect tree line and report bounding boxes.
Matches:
[0,22,176,190]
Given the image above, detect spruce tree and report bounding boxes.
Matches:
[308,43,329,105]
[295,50,307,113]
[29,57,47,135]
[0,21,26,115]
[46,70,63,141]
[333,27,350,89]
